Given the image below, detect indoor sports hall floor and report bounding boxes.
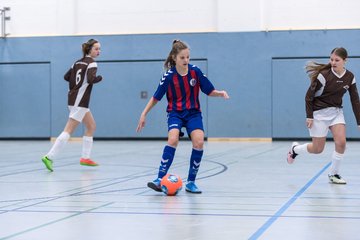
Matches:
[0,140,359,240]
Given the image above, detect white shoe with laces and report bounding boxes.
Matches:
[328,174,346,184]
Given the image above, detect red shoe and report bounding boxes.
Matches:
[80,158,99,166]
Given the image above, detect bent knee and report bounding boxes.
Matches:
[311,146,325,154]
[335,140,346,148]
[86,122,96,133]
[192,139,204,149]
[167,137,179,147]
[312,149,323,154]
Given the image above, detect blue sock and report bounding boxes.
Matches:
[187,148,203,182]
[157,145,176,179]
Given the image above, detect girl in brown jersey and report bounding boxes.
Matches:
[287,47,360,184]
[41,39,103,172]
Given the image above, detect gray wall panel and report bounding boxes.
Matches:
[0,63,50,137]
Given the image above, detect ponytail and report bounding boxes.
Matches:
[305,61,331,83]
[82,39,99,58]
[306,47,348,82]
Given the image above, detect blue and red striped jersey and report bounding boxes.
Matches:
[153,64,215,112]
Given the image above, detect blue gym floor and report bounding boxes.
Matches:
[0,140,359,240]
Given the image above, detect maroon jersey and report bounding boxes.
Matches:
[305,68,360,125]
[64,56,102,108]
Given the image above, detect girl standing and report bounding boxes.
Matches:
[136,40,229,193]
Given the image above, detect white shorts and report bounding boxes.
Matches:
[68,106,90,122]
[309,107,345,137]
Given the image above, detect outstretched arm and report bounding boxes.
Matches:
[136,97,158,132]
[209,90,230,99]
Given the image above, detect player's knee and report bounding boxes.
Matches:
[167,136,179,147]
[192,138,204,149]
[312,146,324,154]
[86,122,96,133]
[335,140,346,152]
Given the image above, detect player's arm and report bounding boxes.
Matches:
[195,66,228,98]
[305,78,320,128]
[348,80,360,127]
[64,68,71,82]
[136,97,158,132]
[87,67,102,84]
[87,62,102,84]
[136,72,169,132]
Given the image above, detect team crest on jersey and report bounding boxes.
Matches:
[343,85,349,90]
[190,78,197,86]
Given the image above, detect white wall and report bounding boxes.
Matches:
[261,0,360,31]
[1,0,360,37]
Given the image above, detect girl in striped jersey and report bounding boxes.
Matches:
[42,39,103,172]
[287,47,360,184]
[136,40,229,193]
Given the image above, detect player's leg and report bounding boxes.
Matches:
[80,111,98,166]
[185,112,204,193]
[328,123,346,184]
[147,113,181,192]
[42,118,79,171]
[185,129,204,194]
[287,118,328,164]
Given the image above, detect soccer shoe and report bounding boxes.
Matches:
[185,181,202,194]
[80,158,99,166]
[41,156,53,172]
[328,174,346,184]
[287,142,299,164]
[147,178,162,192]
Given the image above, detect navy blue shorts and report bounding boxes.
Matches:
[167,110,204,135]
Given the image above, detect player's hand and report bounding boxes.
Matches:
[220,90,230,99]
[136,115,146,132]
[306,119,313,128]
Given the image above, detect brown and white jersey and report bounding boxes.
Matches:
[64,56,102,108]
[305,68,360,125]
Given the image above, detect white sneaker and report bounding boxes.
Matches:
[328,174,346,184]
[287,142,299,164]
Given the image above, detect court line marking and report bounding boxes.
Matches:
[248,162,331,240]
[4,209,360,219]
[0,202,114,240]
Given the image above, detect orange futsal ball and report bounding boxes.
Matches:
[161,174,183,196]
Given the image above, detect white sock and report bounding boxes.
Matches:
[81,136,93,159]
[329,151,344,175]
[293,143,309,155]
[47,132,70,159]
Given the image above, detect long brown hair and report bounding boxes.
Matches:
[306,47,348,82]
[82,39,99,58]
[164,40,189,70]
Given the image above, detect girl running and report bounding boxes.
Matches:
[287,47,360,184]
[42,39,103,171]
